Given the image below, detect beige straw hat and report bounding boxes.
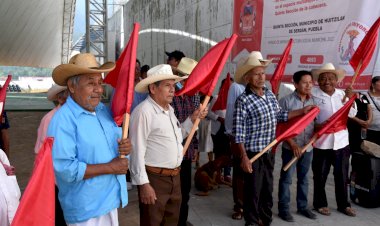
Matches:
[135,64,186,93]
[174,57,198,76]
[235,51,272,84]
[52,53,115,86]
[311,63,345,82]
[47,85,67,101]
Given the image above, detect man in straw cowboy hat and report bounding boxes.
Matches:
[170,57,202,226]
[35,84,68,226]
[129,64,207,226]
[34,85,68,155]
[47,53,132,225]
[232,51,313,226]
[310,63,357,217]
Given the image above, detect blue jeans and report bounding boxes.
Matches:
[278,147,313,213]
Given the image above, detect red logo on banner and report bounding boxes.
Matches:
[232,0,264,61]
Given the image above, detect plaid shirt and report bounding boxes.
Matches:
[171,94,200,160]
[233,86,288,152]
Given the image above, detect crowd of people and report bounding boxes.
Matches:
[1,49,380,226]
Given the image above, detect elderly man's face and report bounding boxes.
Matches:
[68,73,103,112]
[245,66,266,90]
[318,72,337,95]
[149,79,176,109]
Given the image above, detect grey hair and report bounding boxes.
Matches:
[148,80,162,94]
[67,75,82,90]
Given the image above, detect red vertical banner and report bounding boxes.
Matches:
[232,0,264,61]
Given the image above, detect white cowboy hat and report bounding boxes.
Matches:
[173,57,198,76]
[311,63,345,82]
[52,53,115,86]
[47,85,67,101]
[234,51,272,84]
[135,64,186,93]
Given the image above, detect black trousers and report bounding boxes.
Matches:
[312,146,351,211]
[367,129,380,145]
[178,159,192,226]
[230,137,244,212]
[55,186,66,226]
[244,152,274,226]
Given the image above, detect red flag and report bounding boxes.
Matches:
[350,17,380,76]
[315,95,356,137]
[276,106,320,142]
[104,23,140,125]
[176,34,237,96]
[12,137,55,226]
[0,75,12,117]
[270,39,293,95]
[211,73,232,111]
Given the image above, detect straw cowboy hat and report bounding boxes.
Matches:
[234,51,272,84]
[311,63,345,82]
[173,57,198,76]
[52,53,115,86]
[135,64,186,93]
[47,85,67,101]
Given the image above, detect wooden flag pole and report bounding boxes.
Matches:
[249,139,278,163]
[120,113,130,158]
[282,135,317,171]
[350,60,363,86]
[342,60,363,102]
[182,95,211,156]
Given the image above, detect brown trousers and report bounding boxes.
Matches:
[138,171,182,226]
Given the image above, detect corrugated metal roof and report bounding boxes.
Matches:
[0,0,73,68]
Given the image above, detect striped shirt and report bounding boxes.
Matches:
[233,86,288,152]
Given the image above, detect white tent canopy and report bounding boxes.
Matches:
[0,0,75,68]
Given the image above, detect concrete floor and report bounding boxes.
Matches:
[8,111,380,226]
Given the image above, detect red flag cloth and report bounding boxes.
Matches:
[104,23,140,125]
[350,17,380,76]
[0,75,12,117]
[272,106,319,153]
[316,95,356,137]
[275,106,320,142]
[175,34,237,96]
[270,38,293,95]
[211,73,232,111]
[11,137,55,226]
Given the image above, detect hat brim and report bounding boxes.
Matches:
[135,74,186,93]
[47,86,67,101]
[311,69,345,82]
[235,60,272,84]
[172,67,191,76]
[52,62,115,86]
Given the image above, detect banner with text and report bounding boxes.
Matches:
[232,0,380,90]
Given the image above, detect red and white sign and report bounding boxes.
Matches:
[232,0,380,90]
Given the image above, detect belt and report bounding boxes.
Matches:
[145,165,181,176]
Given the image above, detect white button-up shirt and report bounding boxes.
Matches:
[312,87,357,150]
[129,96,193,185]
[0,150,20,225]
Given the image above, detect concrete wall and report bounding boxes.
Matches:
[123,0,234,75]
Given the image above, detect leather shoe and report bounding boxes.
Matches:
[278,212,294,222]
[298,209,317,219]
